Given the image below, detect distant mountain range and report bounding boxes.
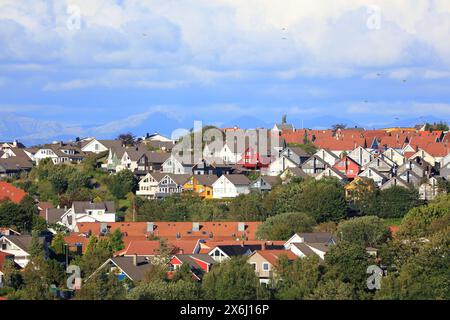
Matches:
[0,111,448,146]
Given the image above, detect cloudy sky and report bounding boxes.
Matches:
[1,0,450,143]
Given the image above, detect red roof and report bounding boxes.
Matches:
[114,240,199,256]
[0,182,27,204]
[75,221,262,242]
[256,250,298,265]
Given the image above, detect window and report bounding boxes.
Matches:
[262,263,270,271]
[251,263,257,271]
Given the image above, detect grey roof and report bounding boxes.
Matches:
[164,174,192,185]
[292,243,317,257]
[45,208,67,224]
[223,174,251,185]
[3,235,45,253]
[147,172,167,182]
[215,243,285,257]
[110,256,153,281]
[72,201,116,214]
[194,175,219,187]
[297,233,338,244]
[260,176,281,186]
[285,167,307,177]
[306,242,332,253]
[147,151,171,164]
[287,147,311,157]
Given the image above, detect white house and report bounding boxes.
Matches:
[382,148,406,166]
[81,139,123,154]
[358,168,388,188]
[348,146,374,167]
[212,174,251,199]
[265,155,297,177]
[136,172,166,199]
[61,201,116,231]
[161,154,194,174]
[0,235,47,268]
[314,149,339,166]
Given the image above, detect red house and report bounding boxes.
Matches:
[169,254,217,281]
[332,155,361,179]
[238,148,271,169]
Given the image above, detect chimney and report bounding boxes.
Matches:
[241,240,245,247]
[179,249,184,255]
[147,222,154,234]
[133,254,138,267]
[192,222,200,232]
[261,242,266,251]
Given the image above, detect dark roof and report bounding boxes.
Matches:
[72,201,116,214]
[292,243,318,257]
[223,174,251,185]
[194,175,219,187]
[260,176,281,186]
[110,256,153,281]
[2,235,45,253]
[45,208,67,224]
[288,147,311,157]
[173,254,218,279]
[285,167,307,177]
[297,233,338,244]
[216,244,285,256]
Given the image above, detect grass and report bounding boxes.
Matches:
[383,217,403,226]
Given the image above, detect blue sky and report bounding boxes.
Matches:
[0,0,450,144]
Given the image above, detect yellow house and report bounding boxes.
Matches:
[183,175,218,199]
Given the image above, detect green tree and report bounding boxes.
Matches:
[202,257,261,300]
[107,169,138,199]
[108,228,125,252]
[274,255,322,300]
[376,186,421,219]
[256,212,316,240]
[310,279,356,300]
[323,242,374,299]
[128,280,201,300]
[76,272,127,300]
[336,216,391,247]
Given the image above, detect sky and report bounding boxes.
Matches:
[0,0,450,144]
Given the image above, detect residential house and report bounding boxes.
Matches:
[169,254,217,281]
[136,172,166,199]
[301,155,328,176]
[247,250,298,284]
[315,167,348,182]
[419,177,440,201]
[358,168,389,188]
[348,146,374,167]
[155,174,191,198]
[314,149,339,166]
[279,167,307,183]
[363,156,394,177]
[0,235,47,268]
[381,177,411,190]
[212,174,251,199]
[61,201,116,230]
[32,143,85,165]
[92,256,154,283]
[408,148,437,166]
[251,176,281,193]
[280,147,311,166]
[80,139,123,154]
[382,148,406,166]
[192,159,233,176]
[332,155,361,179]
[440,163,450,180]
[265,155,298,177]
[183,175,218,199]
[208,241,285,263]
[397,157,434,178]
[162,155,195,174]
[284,232,338,261]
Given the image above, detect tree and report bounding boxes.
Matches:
[336,216,391,247]
[256,212,316,240]
[79,237,113,276]
[424,122,449,132]
[76,272,127,300]
[128,280,201,300]
[273,178,347,222]
[399,194,450,239]
[107,169,138,199]
[274,255,322,300]
[376,228,450,300]
[310,279,356,300]
[202,257,261,300]
[323,242,375,299]
[108,228,125,252]
[376,186,421,219]
[117,133,136,147]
